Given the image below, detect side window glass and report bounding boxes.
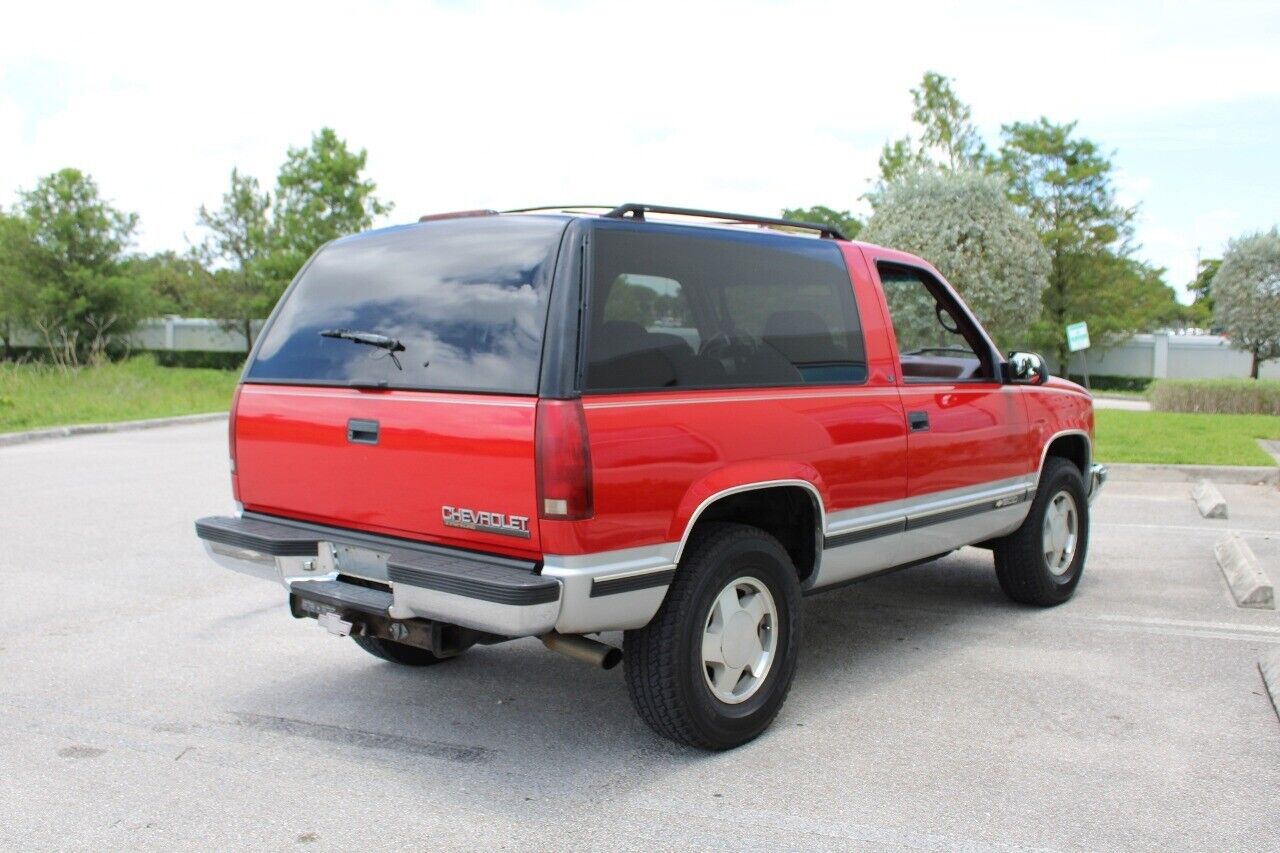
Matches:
[584,226,866,392]
[878,265,989,382]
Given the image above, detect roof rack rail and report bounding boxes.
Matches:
[502,205,613,214]
[418,209,498,223]
[601,203,848,241]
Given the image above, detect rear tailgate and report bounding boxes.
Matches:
[230,214,569,557]
[235,385,541,555]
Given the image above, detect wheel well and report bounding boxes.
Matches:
[1044,433,1089,477]
[686,486,820,583]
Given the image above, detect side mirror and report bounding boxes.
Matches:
[1005,351,1049,385]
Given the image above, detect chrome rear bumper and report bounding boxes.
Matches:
[195,514,673,637]
[1088,464,1108,503]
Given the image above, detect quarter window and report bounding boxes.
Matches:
[584,224,866,392]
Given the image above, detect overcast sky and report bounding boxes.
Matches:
[3,0,1278,299]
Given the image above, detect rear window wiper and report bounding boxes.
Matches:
[319,328,405,370]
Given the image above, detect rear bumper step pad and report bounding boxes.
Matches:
[388,552,559,605]
[195,515,321,557]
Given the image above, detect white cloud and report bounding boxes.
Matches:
[3,0,1278,291]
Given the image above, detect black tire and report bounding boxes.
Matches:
[993,457,1090,606]
[623,523,801,750]
[351,635,451,666]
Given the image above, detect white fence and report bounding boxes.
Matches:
[1069,333,1280,381]
[126,317,263,352]
[10,317,261,353]
[10,317,1278,380]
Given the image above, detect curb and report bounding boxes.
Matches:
[1106,463,1279,485]
[1261,648,1280,725]
[0,412,228,447]
[1192,479,1229,519]
[1213,535,1275,610]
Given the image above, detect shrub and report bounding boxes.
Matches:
[1067,374,1153,393]
[153,350,245,370]
[1149,379,1280,415]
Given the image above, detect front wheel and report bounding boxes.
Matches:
[624,523,801,750]
[992,457,1090,606]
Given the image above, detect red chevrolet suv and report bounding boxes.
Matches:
[196,203,1105,749]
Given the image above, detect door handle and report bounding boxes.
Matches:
[347,419,380,445]
[908,411,930,432]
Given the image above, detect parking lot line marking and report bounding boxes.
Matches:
[1088,614,1280,635]
[1097,522,1280,537]
[1087,622,1280,644]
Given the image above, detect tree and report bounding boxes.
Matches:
[1211,229,1280,378]
[860,169,1049,348]
[997,119,1145,370]
[876,71,989,190]
[780,206,863,240]
[265,128,391,289]
[0,211,39,359]
[194,169,273,351]
[15,169,149,366]
[1184,258,1220,329]
[125,252,211,316]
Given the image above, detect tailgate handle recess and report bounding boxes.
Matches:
[347,419,380,445]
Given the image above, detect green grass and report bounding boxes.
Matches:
[1095,409,1280,466]
[0,355,238,433]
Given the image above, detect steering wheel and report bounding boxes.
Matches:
[699,331,756,361]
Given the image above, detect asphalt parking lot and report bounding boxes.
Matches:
[2,422,1278,851]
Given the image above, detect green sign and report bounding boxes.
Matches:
[1066,322,1091,353]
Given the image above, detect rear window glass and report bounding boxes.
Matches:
[245,216,566,394]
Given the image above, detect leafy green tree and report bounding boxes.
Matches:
[997,119,1149,370]
[194,169,273,351]
[780,206,862,239]
[1211,228,1280,378]
[1183,258,1220,328]
[0,211,40,359]
[861,169,1049,348]
[15,169,149,365]
[265,128,391,289]
[876,71,990,191]
[124,251,211,316]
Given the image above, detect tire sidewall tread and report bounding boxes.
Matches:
[624,522,801,750]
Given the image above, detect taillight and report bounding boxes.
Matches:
[535,399,593,521]
[228,384,242,487]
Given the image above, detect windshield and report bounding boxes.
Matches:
[245,216,567,394]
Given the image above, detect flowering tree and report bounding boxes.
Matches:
[1212,228,1280,378]
[861,170,1049,350]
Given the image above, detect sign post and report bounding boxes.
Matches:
[1066,322,1091,391]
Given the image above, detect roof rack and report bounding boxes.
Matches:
[601,203,848,241]
[418,209,498,222]
[502,205,614,214]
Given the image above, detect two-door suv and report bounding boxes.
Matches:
[197,203,1105,749]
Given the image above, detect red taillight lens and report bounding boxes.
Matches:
[228,384,242,497]
[535,399,593,521]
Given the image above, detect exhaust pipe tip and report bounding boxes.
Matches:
[540,632,623,670]
[599,644,623,670]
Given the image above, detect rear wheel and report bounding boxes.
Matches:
[352,635,452,666]
[993,457,1089,606]
[624,523,801,750]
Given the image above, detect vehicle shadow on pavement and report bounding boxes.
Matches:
[226,549,1022,773]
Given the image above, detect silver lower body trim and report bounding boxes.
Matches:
[542,543,678,634]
